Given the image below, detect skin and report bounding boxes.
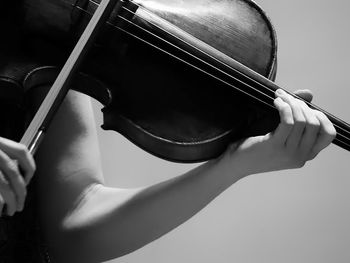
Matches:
[0,88,336,262]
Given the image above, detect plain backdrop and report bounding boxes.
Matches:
[91,0,350,262]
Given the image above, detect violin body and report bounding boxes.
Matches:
[2,0,280,162]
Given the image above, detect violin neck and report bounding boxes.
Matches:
[314,105,350,152]
[222,51,350,152]
[223,56,350,152]
[214,47,350,152]
[224,56,350,152]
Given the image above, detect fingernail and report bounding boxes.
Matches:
[276,89,284,95]
[274,97,282,103]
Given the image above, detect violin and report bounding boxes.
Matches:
[1,0,350,162]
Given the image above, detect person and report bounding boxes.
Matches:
[0,85,336,262]
[0,1,337,262]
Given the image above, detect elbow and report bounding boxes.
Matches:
[47,204,139,262]
[48,219,128,262]
[44,185,147,261]
[46,219,99,262]
[60,221,143,262]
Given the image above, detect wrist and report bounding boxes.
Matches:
[214,144,250,183]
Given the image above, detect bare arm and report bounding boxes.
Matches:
[33,89,335,262]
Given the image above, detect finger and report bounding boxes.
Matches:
[309,111,337,159]
[298,103,321,158]
[275,89,306,149]
[0,151,27,212]
[273,96,294,143]
[0,137,36,185]
[0,182,17,216]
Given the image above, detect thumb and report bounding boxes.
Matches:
[293,89,313,102]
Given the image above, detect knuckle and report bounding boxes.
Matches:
[315,111,329,123]
[299,100,308,108]
[31,160,36,172]
[315,111,336,137]
[274,97,281,104]
[283,92,293,100]
[326,124,337,138]
[284,119,294,127]
[292,159,306,169]
[280,102,291,111]
[316,110,327,119]
[16,144,29,156]
[300,100,312,112]
[285,153,307,169]
[307,153,317,161]
[0,153,10,167]
[329,127,337,139]
[30,161,36,174]
[306,119,320,130]
[288,98,299,109]
[294,118,306,127]
[6,160,19,174]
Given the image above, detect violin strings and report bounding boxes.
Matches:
[121,1,350,135]
[79,0,350,149]
[93,0,350,137]
[84,0,350,149]
[116,3,350,146]
[114,24,350,150]
[85,1,350,149]
[75,5,277,107]
[87,0,278,107]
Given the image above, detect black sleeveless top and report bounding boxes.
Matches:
[0,185,49,263]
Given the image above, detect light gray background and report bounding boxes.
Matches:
[91,0,350,262]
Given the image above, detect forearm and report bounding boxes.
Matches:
[60,153,244,262]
